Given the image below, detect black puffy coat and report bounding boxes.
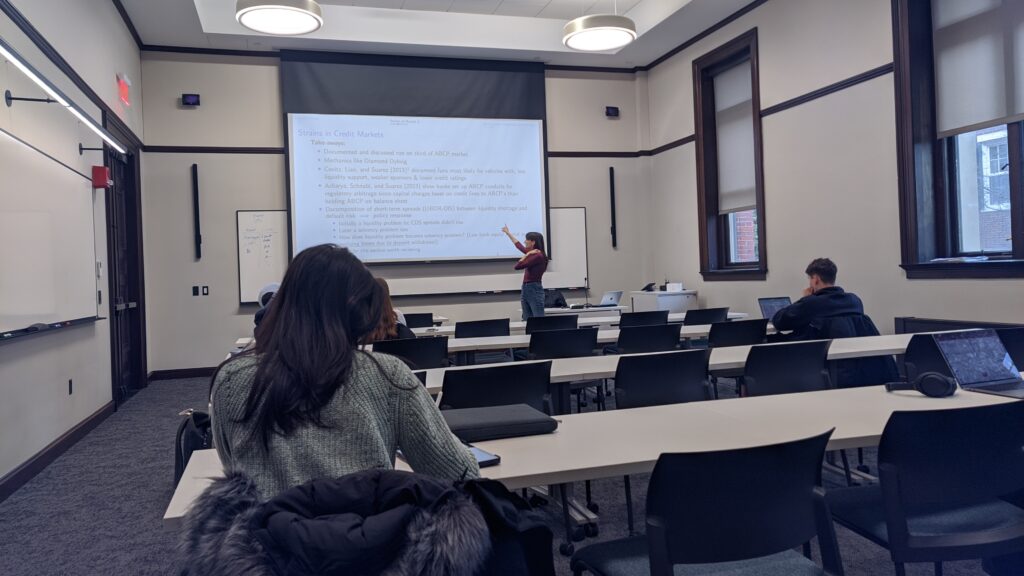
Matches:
[178,469,555,576]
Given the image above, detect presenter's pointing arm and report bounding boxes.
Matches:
[502,225,525,253]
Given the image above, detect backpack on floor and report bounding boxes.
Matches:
[174,408,211,487]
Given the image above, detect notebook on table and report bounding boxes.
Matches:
[933,330,1024,398]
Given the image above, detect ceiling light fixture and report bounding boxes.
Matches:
[236,0,324,36]
[563,0,636,52]
[563,14,637,51]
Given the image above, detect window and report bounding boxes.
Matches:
[894,0,1024,277]
[950,126,1013,254]
[693,29,766,280]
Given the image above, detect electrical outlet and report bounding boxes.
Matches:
[202,286,209,296]
[192,286,199,296]
[68,379,73,395]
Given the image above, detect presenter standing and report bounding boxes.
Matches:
[502,225,548,320]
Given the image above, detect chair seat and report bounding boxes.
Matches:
[827,485,1024,547]
[571,536,824,576]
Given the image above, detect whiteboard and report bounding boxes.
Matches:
[0,132,98,333]
[237,210,289,304]
[382,207,589,296]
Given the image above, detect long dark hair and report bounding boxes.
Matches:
[241,244,385,447]
[525,231,549,260]
[366,277,399,343]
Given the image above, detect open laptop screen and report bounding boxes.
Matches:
[600,291,623,306]
[758,297,791,320]
[933,330,1022,387]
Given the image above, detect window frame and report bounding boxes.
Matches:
[692,28,767,281]
[894,0,1024,278]
[943,124,1019,258]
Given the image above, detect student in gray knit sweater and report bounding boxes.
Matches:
[211,244,478,498]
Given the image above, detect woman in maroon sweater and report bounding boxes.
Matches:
[502,225,548,320]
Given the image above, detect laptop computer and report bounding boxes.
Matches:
[933,330,1024,398]
[595,290,623,307]
[571,290,623,309]
[758,297,792,320]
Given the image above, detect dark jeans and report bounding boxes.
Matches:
[521,282,545,321]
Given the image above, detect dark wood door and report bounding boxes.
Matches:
[105,147,146,406]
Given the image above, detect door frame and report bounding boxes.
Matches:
[103,114,147,406]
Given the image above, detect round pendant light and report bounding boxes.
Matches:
[562,14,637,52]
[236,0,324,36]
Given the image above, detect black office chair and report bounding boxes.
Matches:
[372,336,449,369]
[454,318,511,338]
[682,307,730,326]
[439,361,553,414]
[610,324,681,355]
[708,318,769,347]
[817,314,899,389]
[526,315,578,334]
[998,327,1024,368]
[529,327,598,361]
[742,340,832,397]
[827,402,1024,576]
[570,430,843,575]
[403,313,434,329]
[706,319,769,398]
[618,311,669,328]
[612,349,711,534]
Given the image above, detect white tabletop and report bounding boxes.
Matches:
[165,386,1014,524]
[416,332,914,394]
[411,312,750,337]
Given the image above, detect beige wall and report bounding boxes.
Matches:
[10,0,144,139]
[0,6,118,479]
[647,0,1024,327]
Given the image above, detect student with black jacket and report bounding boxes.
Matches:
[772,258,864,341]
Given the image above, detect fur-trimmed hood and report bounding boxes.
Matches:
[178,469,491,576]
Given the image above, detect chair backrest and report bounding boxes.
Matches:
[815,314,898,387]
[372,336,448,369]
[682,307,730,326]
[619,310,670,328]
[998,327,1024,368]
[525,314,578,334]
[879,402,1024,511]
[615,324,681,354]
[529,327,598,359]
[440,361,553,414]
[646,430,833,568]
[614,350,709,409]
[403,313,434,329]
[707,319,769,348]
[454,318,511,338]
[743,340,832,397]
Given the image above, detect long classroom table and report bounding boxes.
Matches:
[412,311,749,337]
[417,332,919,394]
[235,323,740,355]
[165,385,1013,525]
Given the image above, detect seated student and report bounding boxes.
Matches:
[771,258,864,341]
[211,244,478,498]
[773,258,897,387]
[367,277,416,342]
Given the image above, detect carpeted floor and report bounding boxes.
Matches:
[0,377,992,576]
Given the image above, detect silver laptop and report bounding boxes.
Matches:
[758,297,791,319]
[595,290,623,307]
[934,330,1024,398]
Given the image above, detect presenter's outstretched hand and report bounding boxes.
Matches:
[501,225,511,235]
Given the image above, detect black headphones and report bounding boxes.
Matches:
[885,372,958,398]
